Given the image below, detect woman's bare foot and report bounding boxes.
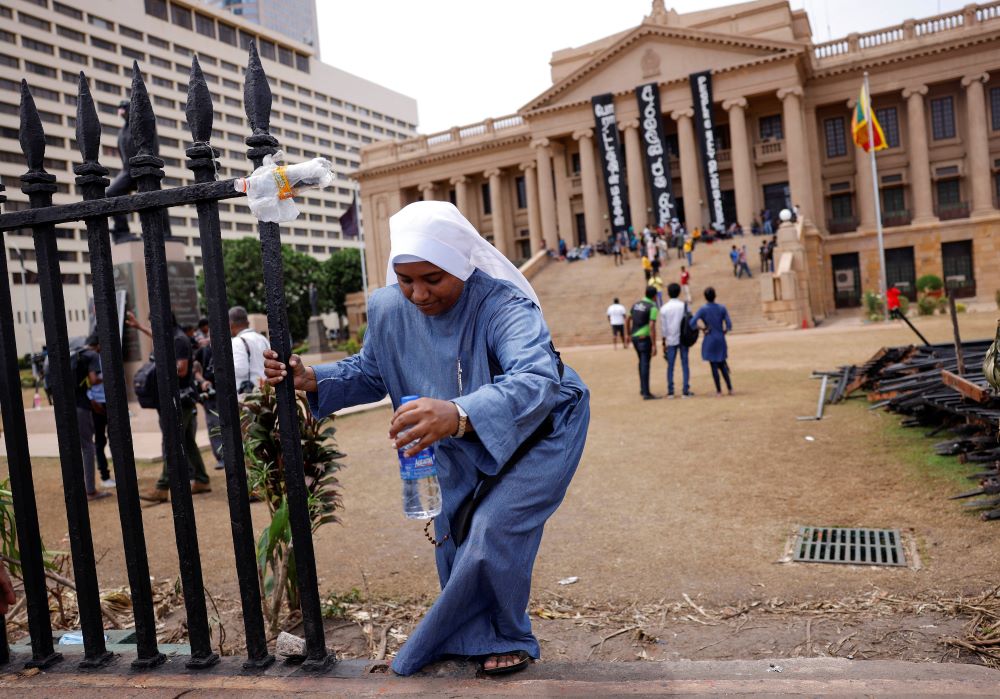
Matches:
[483,653,520,671]
[481,650,531,674]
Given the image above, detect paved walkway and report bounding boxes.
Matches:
[0,656,996,696]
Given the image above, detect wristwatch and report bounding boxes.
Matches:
[451,401,468,438]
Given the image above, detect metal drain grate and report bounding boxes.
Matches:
[792,526,907,566]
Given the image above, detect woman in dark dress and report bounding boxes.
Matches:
[690,286,733,396]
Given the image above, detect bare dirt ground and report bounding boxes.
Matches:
[4,310,1000,669]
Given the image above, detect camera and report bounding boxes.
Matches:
[180,385,216,409]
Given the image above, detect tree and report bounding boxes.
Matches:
[317,248,364,318]
[196,237,320,342]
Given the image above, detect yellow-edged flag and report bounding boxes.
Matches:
[852,86,887,152]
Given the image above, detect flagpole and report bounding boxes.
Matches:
[864,71,890,323]
[353,180,369,314]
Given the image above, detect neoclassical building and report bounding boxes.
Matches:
[356,0,1000,318]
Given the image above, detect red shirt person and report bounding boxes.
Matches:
[886,286,902,318]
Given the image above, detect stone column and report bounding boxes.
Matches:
[962,72,994,216]
[777,85,815,223]
[552,142,574,244]
[722,97,755,228]
[450,175,469,216]
[520,162,543,255]
[903,84,936,223]
[621,119,649,230]
[671,108,703,227]
[484,168,509,257]
[574,128,603,244]
[532,138,559,250]
[418,182,436,201]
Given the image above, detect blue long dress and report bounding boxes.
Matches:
[307,269,590,675]
[690,302,732,362]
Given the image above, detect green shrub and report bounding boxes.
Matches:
[937,296,949,314]
[863,290,884,319]
[342,339,360,356]
[917,296,937,316]
[956,302,967,313]
[916,274,943,292]
[357,322,367,345]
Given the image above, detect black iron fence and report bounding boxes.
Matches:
[0,44,332,672]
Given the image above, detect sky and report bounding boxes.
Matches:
[317,0,967,134]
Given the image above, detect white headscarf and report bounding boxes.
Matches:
[386,201,540,307]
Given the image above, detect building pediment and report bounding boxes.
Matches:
[522,24,803,113]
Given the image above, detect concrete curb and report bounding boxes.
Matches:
[0,655,996,696]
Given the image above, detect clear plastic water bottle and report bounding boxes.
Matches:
[397,395,442,520]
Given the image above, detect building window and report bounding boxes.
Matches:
[195,13,215,38]
[481,182,492,215]
[58,47,86,64]
[23,37,56,55]
[260,39,276,60]
[875,107,900,148]
[930,96,956,140]
[296,53,309,73]
[570,152,581,175]
[120,26,143,41]
[170,3,192,29]
[56,25,85,42]
[54,2,83,20]
[145,0,168,20]
[515,176,527,209]
[830,193,852,220]
[885,246,916,300]
[279,46,293,67]
[881,186,905,214]
[90,36,116,52]
[19,12,51,30]
[218,22,236,46]
[824,117,847,158]
[759,114,783,141]
[936,178,960,205]
[88,14,114,31]
[990,87,1000,131]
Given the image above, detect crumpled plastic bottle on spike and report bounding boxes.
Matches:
[234,151,335,223]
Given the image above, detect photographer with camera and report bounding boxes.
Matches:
[228,306,268,395]
[126,311,212,502]
[192,325,224,472]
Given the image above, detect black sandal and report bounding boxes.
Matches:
[480,650,532,676]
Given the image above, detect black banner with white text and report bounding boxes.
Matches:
[689,70,725,232]
[591,93,630,236]
[635,82,676,229]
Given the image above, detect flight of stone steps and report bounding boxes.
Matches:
[533,239,794,347]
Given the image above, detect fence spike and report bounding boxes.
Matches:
[128,61,158,158]
[18,81,46,172]
[244,41,271,136]
[186,56,213,144]
[76,73,101,163]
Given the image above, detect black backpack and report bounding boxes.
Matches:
[133,360,159,409]
[680,304,699,348]
[630,299,653,332]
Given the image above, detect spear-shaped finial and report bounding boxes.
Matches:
[76,72,102,163]
[243,41,271,136]
[19,80,46,172]
[129,61,158,157]
[186,55,214,144]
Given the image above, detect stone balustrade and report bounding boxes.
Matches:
[812,1,1000,63]
[360,113,528,167]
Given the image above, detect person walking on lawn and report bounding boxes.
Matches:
[690,286,733,396]
[607,297,628,349]
[626,285,659,400]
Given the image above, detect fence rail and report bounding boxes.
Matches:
[0,43,332,672]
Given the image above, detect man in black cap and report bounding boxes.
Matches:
[107,100,140,243]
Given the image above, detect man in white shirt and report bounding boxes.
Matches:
[606,297,628,350]
[659,283,693,398]
[229,306,270,394]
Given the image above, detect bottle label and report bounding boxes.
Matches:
[399,448,437,481]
